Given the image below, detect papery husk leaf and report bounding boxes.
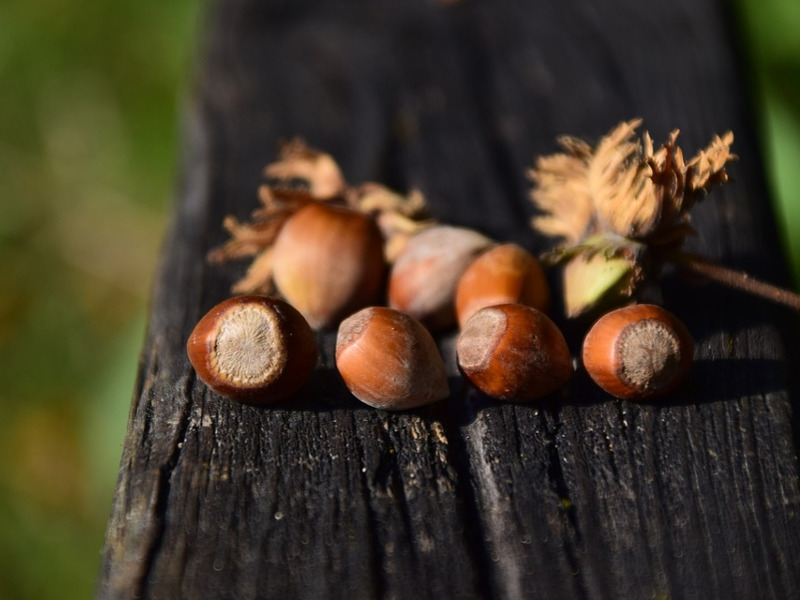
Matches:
[254,185,316,219]
[350,183,435,261]
[529,137,594,244]
[263,138,347,199]
[531,120,736,247]
[351,183,429,218]
[543,232,647,264]
[206,217,285,263]
[686,131,735,196]
[645,130,686,233]
[376,211,437,262]
[589,119,663,238]
[231,248,275,295]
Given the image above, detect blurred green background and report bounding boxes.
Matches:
[0,1,797,598]
[0,0,200,597]
[739,0,800,284]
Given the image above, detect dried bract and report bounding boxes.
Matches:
[262,137,346,198]
[208,140,432,298]
[529,119,736,316]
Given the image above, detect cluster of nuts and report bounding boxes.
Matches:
[188,293,693,409]
[187,140,696,410]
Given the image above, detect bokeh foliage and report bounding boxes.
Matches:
[0,0,797,598]
[0,0,199,597]
[734,0,800,284]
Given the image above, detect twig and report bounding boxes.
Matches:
[668,251,800,311]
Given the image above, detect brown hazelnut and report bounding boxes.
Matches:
[582,304,694,400]
[388,225,492,330]
[335,307,450,410]
[187,295,317,403]
[272,202,386,329]
[457,304,573,402]
[455,243,550,328]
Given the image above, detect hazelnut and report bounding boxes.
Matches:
[335,307,450,410]
[455,243,550,328]
[388,225,492,330]
[457,304,573,402]
[562,251,637,318]
[187,296,317,403]
[271,202,386,329]
[582,304,694,400]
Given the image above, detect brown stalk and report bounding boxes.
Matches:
[668,251,800,311]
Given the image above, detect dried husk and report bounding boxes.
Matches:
[530,119,735,317]
[209,139,433,295]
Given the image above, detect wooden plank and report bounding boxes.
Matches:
[97,0,800,598]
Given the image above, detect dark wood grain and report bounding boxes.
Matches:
[97,0,800,598]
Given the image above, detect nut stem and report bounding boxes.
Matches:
[668,251,800,311]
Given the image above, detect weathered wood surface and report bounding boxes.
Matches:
[98,0,800,598]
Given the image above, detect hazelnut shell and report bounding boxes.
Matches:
[336,307,450,410]
[582,304,694,400]
[187,295,317,403]
[455,243,550,328]
[457,303,573,402]
[272,202,386,329]
[388,225,492,330]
